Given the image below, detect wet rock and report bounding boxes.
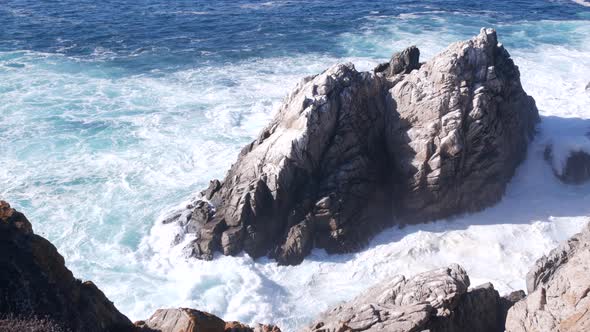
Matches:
[0,202,134,332]
[505,223,590,332]
[166,29,539,265]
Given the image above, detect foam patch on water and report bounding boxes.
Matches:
[1,10,590,332]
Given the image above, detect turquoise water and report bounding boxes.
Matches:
[1,1,590,330]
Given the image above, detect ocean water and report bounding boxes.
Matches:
[1,0,590,330]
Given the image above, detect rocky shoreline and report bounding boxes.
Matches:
[2,200,589,332]
[2,29,589,332]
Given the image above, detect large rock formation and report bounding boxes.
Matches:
[0,201,134,332]
[0,201,280,332]
[167,28,539,265]
[505,223,590,332]
[306,264,521,332]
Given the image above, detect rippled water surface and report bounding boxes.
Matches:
[1,1,590,330]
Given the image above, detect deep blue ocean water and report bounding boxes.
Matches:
[1,0,590,330]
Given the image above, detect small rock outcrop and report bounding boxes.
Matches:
[505,223,590,332]
[306,264,519,332]
[374,45,421,76]
[545,141,590,184]
[136,308,225,332]
[136,308,282,332]
[167,28,539,265]
[0,201,134,332]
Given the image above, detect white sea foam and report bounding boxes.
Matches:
[1,14,590,332]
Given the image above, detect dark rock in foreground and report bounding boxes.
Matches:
[0,201,280,332]
[306,264,520,332]
[0,314,70,332]
[0,201,133,332]
[168,28,539,265]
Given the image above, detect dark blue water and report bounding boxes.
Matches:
[1,0,588,71]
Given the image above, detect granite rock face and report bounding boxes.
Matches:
[0,201,134,332]
[306,264,518,332]
[505,223,590,332]
[167,28,539,265]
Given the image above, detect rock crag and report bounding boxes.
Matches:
[167,28,539,265]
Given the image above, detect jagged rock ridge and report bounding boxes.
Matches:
[167,28,539,265]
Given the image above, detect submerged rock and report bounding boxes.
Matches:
[306,264,517,332]
[0,201,134,332]
[545,137,590,184]
[505,223,590,332]
[167,28,539,265]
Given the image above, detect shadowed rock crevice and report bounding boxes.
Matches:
[166,28,540,265]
